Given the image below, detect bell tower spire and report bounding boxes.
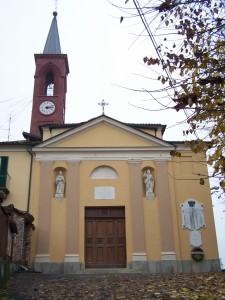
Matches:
[30,11,69,137]
[43,11,61,54]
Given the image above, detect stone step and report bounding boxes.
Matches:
[78,268,143,274]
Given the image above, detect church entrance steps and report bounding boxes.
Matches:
[77,268,145,275]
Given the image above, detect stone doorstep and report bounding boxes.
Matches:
[77,268,145,274]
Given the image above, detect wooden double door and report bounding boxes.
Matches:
[85,207,126,268]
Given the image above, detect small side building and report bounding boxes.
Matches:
[0,155,35,283]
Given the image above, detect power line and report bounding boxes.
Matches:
[7,115,11,141]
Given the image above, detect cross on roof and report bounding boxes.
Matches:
[54,0,58,11]
[98,100,109,115]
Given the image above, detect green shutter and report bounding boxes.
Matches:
[0,156,9,187]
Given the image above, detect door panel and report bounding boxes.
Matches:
[85,207,126,268]
[85,221,93,264]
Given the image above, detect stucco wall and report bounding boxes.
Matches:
[30,153,219,267]
[0,148,31,211]
[170,151,219,260]
[1,125,218,272]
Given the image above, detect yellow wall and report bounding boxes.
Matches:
[1,148,31,211]
[78,160,132,262]
[1,125,218,266]
[170,151,219,260]
[52,123,158,148]
[42,123,164,142]
[28,151,218,264]
[49,198,67,261]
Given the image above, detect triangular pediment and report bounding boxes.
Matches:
[34,116,173,150]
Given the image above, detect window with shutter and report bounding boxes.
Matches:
[0,156,9,190]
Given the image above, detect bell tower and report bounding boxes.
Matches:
[30,12,69,137]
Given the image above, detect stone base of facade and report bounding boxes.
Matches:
[64,254,80,273]
[131,252,148,272]
[34,254,81,274]
[64,254,80,263]
[33,259,221,274]
[148,259,221,274]
[34,262,81,274]
[34,254,50,263]
[161,252,177,261]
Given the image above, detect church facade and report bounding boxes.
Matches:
[0,12,220,274]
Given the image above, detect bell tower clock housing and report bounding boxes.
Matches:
[30,12,69,137]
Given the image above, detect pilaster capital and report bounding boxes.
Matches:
[154,159,168,164]
[128,159,142,164]
[67,160,81,165]
[40,160,54,164]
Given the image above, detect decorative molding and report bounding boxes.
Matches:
[91,166,118,179]
[40,160,54,164]
[67,160,81,164]
[161,252,177,261]
[35,154,171,163]
[64,254,80,263]
[128,159,142,164]
[154,159,169,163]
[34,254,50,263]
[132,253,148,262]
[34,116,172,148]
[34,149,173,162]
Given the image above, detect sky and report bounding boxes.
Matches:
[0,0,224,267]
[0,0,187,142]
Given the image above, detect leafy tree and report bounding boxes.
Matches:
[116,0,225,194]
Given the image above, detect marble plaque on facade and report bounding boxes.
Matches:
[95,187,115,200]
[190,230,202,247]
[180,199,206,230]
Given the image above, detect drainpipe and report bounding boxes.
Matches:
[26,148,34,213]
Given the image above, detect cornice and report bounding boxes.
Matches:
[34,148,172,162]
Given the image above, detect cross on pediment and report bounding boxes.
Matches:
[98,100,109,115]
[54,0,58,11]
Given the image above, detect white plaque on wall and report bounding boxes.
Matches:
[95,187,115,200]
[190,230,202,247]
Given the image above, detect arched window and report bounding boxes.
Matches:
[90,166,118,179]
[45,72,54,96]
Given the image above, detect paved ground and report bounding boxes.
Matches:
[1,271,225,299]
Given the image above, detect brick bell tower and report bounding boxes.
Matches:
[30,11,69,137]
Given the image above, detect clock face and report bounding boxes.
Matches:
[39,101,55,115]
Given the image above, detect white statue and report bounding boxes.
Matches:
[143,169,155,201]
[55,171,65,201]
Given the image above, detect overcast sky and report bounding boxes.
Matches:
[0,0,188,142]
[0,0,224,267]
